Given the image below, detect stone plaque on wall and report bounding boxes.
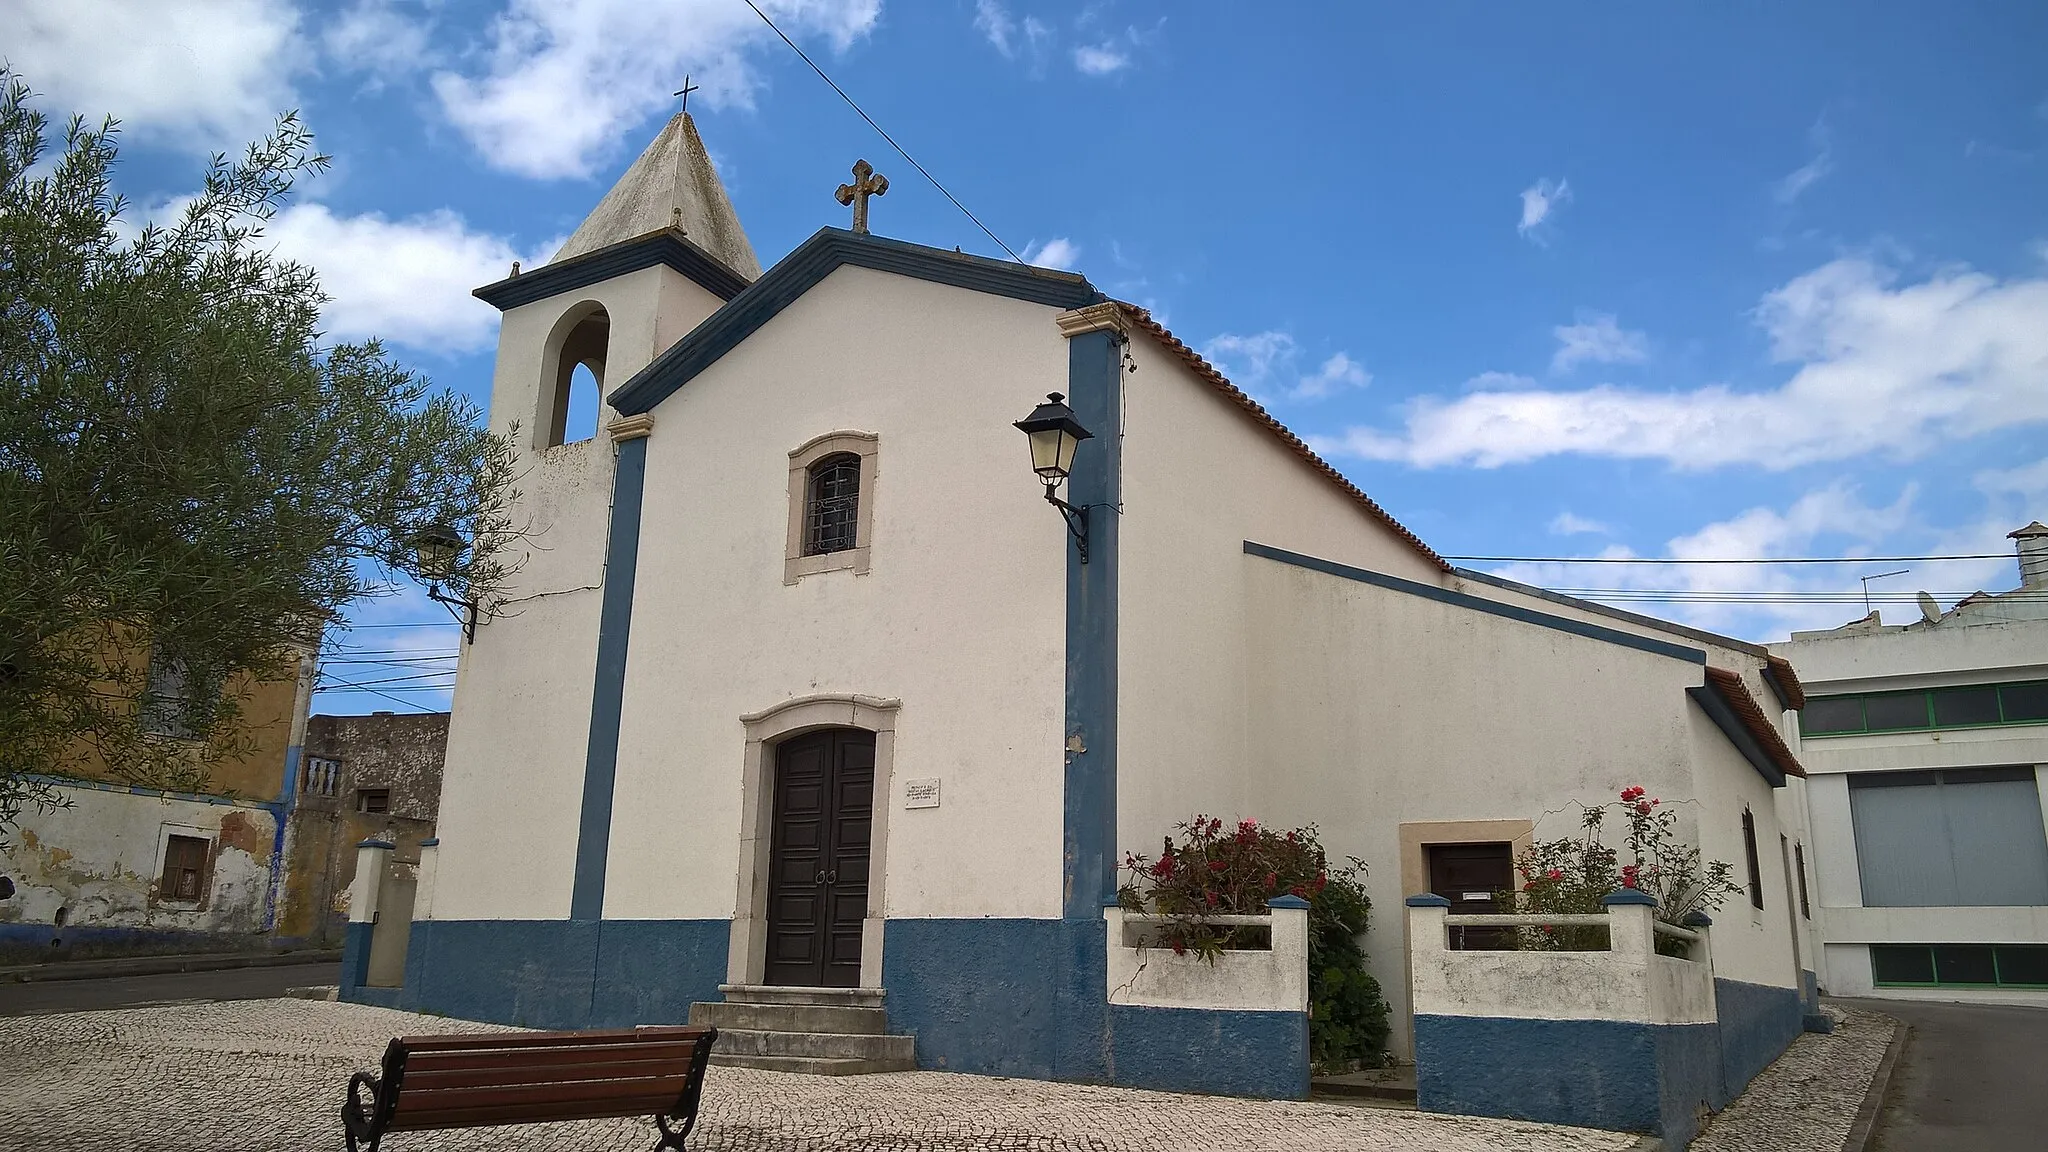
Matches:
[904,778,941,809]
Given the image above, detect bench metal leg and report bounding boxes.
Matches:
[652,1111,697,1151]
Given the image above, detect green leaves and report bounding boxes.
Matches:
[0,70,516,822]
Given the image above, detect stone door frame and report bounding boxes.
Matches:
[730,693,900,989]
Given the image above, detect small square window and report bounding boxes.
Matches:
[1933,945,1998,985]
[159,834,209,902]
[356,788,390,814]
[2000,681,2048,722]
[1802,697,1865,735]
[1871,945,1935,984]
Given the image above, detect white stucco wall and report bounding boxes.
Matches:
[1115,333,1447,850]
[603,266,1071,922]
[433,264,726,922]
[0,785,277,937]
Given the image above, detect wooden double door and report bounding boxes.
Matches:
[764,729,874,987]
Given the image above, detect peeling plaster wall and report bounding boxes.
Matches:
[280,713,447,942]
[0,784,280,960]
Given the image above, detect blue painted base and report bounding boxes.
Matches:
[882,917,1309,1098]
[341,918,730,1029]
[1416,979,1806,1145]
[1715,977,1803,1096]
[367,916,1308,1099]
[0,922,271,965]
[1416,1014,1716,1143]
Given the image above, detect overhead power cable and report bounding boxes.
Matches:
[743,0,1025,262]
[314,670,449,710]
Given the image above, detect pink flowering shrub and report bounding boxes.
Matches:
[1501,786,1741,955]
[1119,815,1388,1067]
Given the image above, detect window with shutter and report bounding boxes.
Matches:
[158,835,209,902]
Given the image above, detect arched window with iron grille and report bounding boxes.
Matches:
[804,453,862,556]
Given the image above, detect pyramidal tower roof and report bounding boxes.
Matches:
[550,112,761,279]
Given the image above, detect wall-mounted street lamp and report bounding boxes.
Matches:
[1013,392,1094,563]
[413,523,479,645]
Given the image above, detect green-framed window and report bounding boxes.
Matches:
[1871,944,2048,989]
[1802,679,2048,737]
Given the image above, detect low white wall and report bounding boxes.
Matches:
[1408,902,1716,1026]
[1104,904,1309,1013]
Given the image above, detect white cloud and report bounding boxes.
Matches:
[1322,258,2048,470]
[1073,44,1131,75]
[2,0,309,148]
[1462,370,1539,392]
[430,0,881,179]
[1022,237,1082,270]
[974,0,1017,53]
[1202,331,1370,403]
[1495,484,1921,637]
[258,204,553,354]
[1548,512,1611,536]
[1552,312,1650,373]
[1296,352,1371,399]
[324,0,438,84]
[1518,177,1571,240]
[1774,120,1834,204]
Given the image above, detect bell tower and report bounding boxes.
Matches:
[473,109,760,454]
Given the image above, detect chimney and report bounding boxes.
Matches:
[2012,521,2048,590]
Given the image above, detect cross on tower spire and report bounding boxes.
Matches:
[673,75,699,114]
[835,159,889,235]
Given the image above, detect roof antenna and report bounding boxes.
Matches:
[1859,568,1910,616]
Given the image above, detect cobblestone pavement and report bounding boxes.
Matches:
[0,999,1640,1152]
[1689,1006,1897,1152]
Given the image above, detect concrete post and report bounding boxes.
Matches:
[1681,911,1714,969]
[1405,892,1451,994]
[1602,888,1658,957]
[413,838,440,922]
[341,838,394,995]
[1267,894,1311,1012]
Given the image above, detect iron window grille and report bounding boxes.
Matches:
[1741,808,1764,910]
[803,454,862,557]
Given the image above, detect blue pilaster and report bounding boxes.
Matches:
[570,433,651,921]
[1061,318,1121,920]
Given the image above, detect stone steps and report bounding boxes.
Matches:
[691,984,912,1076]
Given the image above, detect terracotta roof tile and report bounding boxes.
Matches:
[1762,654,1807,711]
[1704,666,1806,779]
[1116,305,1450,573]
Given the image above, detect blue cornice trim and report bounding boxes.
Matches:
[1061,325,1121,920]
[1247,542,1708,665]
[571,436,651,920]
[609,228,1104,417]
[1602,888,1658,906]
[472,230,750,312]
[1687,683,1788,788]
[1267,894,1311,909]
[359,838,396,850]
[1454,566,1766,658]
[1405,893,1452,908]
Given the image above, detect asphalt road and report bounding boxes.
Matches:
[1837,996,2048,1152]
[0,963,337,1016]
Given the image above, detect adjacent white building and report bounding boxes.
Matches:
[1773,523,2048,1004]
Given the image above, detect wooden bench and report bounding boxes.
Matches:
[342,1025,718,1152]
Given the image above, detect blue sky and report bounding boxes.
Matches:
[10,0,2046,713]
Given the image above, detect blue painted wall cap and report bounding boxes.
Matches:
[1266,894,1310,909]
[419,838,440,848]
[357,838,396,850]
[1102,896,1127,908]
[1602,888,1658,906]
[1404,893,1452,908]
[1681,910,1713,927]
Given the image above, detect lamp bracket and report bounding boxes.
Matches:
[1042,485,1090,564]
[427,584,480,645]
